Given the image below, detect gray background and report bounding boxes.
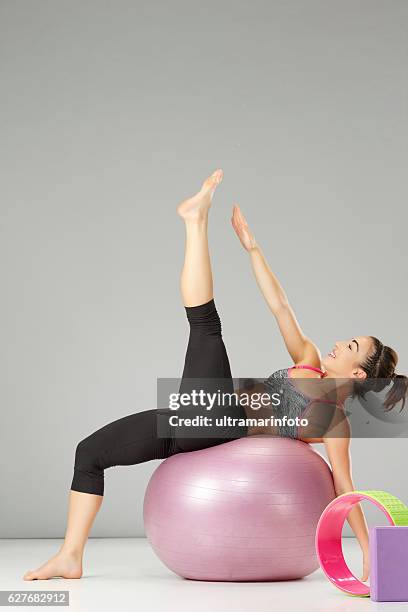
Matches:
[1,0,407,538]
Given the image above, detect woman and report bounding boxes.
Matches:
[23,169,407,582]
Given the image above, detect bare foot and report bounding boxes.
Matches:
[177,168,223,220]
[23,550,83,580]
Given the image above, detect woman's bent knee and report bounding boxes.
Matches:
[185,299,222,337]
[71,437,105,496]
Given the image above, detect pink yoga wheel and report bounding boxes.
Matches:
[315,490,408,596]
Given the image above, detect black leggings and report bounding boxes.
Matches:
[70,299,247,495]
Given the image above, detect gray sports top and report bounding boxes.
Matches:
[263,365,338,440]
[263,367,310,439]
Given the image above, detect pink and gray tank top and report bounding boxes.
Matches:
[263,365,328,439]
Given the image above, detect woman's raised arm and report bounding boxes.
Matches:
[231,205,321,366]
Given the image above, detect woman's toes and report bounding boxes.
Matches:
[23,569,43,581]
[177,169,223,219]
[201,168,223,192]
[23,570,34,580]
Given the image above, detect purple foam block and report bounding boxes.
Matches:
[369,526,408,602]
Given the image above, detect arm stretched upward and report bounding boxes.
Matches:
[231,205,321,367]
[232,205,370,580]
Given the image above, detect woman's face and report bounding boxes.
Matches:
[321,336,374,378]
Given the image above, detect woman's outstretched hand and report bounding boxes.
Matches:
[231,205,257,252]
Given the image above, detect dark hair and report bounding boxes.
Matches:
[352,336,408,412]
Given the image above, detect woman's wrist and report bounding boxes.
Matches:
[248,242,260,255]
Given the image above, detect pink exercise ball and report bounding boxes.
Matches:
[143,436,335,581]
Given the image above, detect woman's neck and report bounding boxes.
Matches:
[316,375,353,405]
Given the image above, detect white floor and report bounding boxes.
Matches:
[1,538,406,612]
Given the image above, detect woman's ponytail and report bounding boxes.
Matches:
[384,374,408,412]
[356,338,407,412]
